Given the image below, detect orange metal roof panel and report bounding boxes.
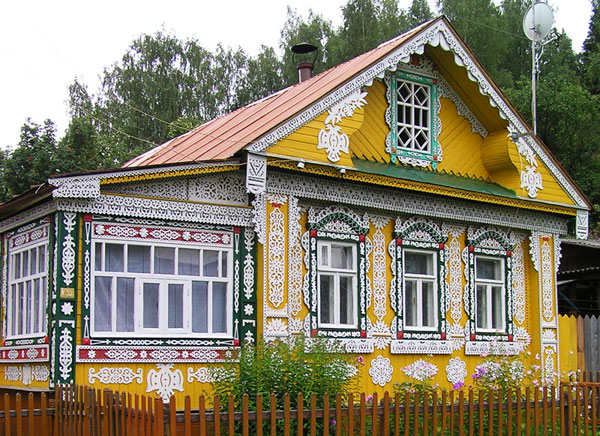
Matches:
[123,22,428,168]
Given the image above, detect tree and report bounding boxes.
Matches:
[2,119,59,200]
[581,0,600,94]
[407,0,433,29]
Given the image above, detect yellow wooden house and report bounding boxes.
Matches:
[0,17,590,402]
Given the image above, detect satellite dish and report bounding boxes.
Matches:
[523,2,554,41]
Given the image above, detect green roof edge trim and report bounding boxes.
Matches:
[351,158,517,199]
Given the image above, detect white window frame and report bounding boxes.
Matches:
[6,233,48,340]
[91,240,232,338]
[395,78,432,154]
[474,255,506,333]
[316,240,358,329]
[402,248,438,331]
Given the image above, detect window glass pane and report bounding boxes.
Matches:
[18,283,24,334]
[154,247,175,274]
[331,245,353,270]
[405,280,417,327]
[192,281,208,333]
[22,250,29,277]
[94,243,102,271]
[476,284,488,330]
[476,258,502,280]
[339,276,354,325]
[10,285,17,335]
[178,248,200,276]
[221,252,228,278]
[26,281,32,334]
[33,279,40,333]
[128,245,151,273]
[41,277,47,332]
[320,245,329,267]
[405,251,433,275]
[143,283,160,328]
[319,275,334,324]
[203,251,219,277]
[492,286,504,330]
[13,253,21,279]
[168,284,184,329]
[94,277,112,332]
[116,278,135,332]
[422,280,435,327]
[105,244,124,272]
[212,282,228,333]
[30,248,37,275]
[39,246,46,273]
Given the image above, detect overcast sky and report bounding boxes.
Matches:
[0,0,593,149]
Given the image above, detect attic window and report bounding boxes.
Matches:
[385,70,441,169]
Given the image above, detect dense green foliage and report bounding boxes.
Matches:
[2,0,599,234]
[210,337,358,407]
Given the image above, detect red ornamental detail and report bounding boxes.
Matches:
[44,336,49,344]
[432,79,438,85]
[469,245,474,253]
[359,234,365,242]
[360,330,366,338]
[470,334,476,341]
[410,54,420,66]
[83,214,93,222]
[271,203,282,208]
[311,329,318,337]
[440,333,446,340]
[508,335,513,342]
[506,250,511,257]
[310,229,317,238]
[542,237,549,242]
[234,227,241,234]
[81,337,90,345]
[439,243,445,250]
[433,155,438,161]
[397,332,404,339]
[396,238,402,246]
[233,339,240,346]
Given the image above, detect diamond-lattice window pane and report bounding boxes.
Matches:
[415,86,429,106]
[397,82,411,102]
[415,130,429,150]
[398,127,411,147]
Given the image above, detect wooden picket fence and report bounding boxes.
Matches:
[3,382,600,435]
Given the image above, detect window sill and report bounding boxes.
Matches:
[306,338,374,354]
[465,341,524,356]
[76,345,237,363]
[390,340,452,355]
[0,344,49,362]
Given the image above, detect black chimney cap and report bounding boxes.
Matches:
[291,42,318,54]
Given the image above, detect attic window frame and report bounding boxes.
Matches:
[385,70,441,169]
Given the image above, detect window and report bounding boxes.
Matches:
[385,70,441,168]
[464,227,514,346]
[475,256,505,332]
[391,218,447,345]
[317,241,357,328]
[305,206,370,339]
[7,225,49,339]
[403,249,437,330]
[92,241,232,336]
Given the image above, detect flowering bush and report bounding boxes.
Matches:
[394,359,439,395]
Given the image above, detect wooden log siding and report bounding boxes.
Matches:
[3,383,600,435]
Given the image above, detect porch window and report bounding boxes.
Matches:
[317,241,357,329]
[403,249,437,330]
[92,241,232,337]
[475,256,505,332]
[7,226,49,339]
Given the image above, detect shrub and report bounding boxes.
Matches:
[210,336,358,409]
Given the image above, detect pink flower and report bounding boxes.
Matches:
[356,356,364,365]
[452,382,464,390]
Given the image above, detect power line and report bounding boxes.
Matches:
[451,15,530,41]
